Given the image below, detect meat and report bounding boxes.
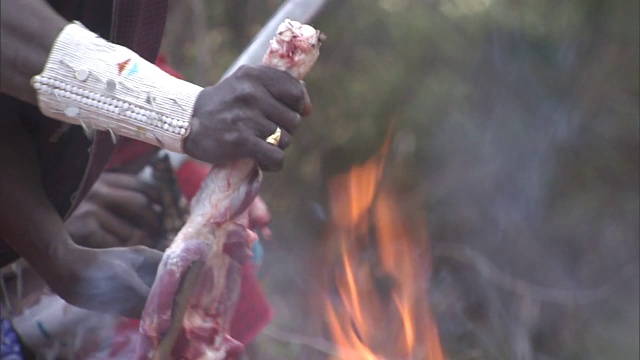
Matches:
[136,20,324,360]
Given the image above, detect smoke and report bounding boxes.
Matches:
[417,8,639,359]
[10,292,126,359]
[202,0,640,358]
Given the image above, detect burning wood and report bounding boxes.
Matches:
[136,20,324,360]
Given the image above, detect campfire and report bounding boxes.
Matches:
[322,138,445,360]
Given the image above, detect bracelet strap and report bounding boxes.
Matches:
[32,22,203,153]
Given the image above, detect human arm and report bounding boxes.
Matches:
[2,0,311,172]
[0,0,310,318]
[0,0,66,105]
[65,172,165,249]
[0,119,162,319]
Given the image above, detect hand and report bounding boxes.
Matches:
[65,172,163,249]
[48,245,163,318]
[183,65,311,172]
[0,115,161,319]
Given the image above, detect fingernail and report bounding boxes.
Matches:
[302,91,312,116]
[302,102,312,116]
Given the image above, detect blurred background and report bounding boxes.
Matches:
[161,0,639,359]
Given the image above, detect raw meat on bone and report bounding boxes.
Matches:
[136,19,324,360]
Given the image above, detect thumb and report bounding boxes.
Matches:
[122,268,153,319]
[126,246,164,287]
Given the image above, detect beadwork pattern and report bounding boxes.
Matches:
[31,22,203,153]
[32,75,188,136]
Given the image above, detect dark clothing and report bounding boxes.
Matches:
[0,0,169,266]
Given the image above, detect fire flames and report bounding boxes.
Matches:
[323,140,445,360]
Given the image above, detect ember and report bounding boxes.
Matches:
[323,138,445,360]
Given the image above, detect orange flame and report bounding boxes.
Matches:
[324,139,445,360]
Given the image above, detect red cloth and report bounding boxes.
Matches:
[174,159,209,201]
[229,264,273,344]
[155,53,185,79]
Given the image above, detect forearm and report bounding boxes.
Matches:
[0,120,76,283]
[0,0,67,105]
[2,1,201,153]
[32,23,202,152]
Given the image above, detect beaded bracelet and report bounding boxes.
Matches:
[31,22,203,153]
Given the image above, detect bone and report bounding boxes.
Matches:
[136,20,324,359]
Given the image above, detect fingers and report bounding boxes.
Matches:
[184,65,313,168]
[98,210,157,248]
[49,246,164,319]
[53,247,152,319]
[301,85,312,116]
[234,65,308,136]
[238,65,311,115]
[92,206,142,244]
[65,210,122,248]
[127,246,164,288]
[100,172,163,204]
[81,231,121,249]
[118,246,162,318]
[91,183,162,237]
[257,96,303,135]
[254,120,292,150]
[120,272,152,319]
[246,137,285,172]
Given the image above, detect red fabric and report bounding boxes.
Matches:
[175,159,210,201]
[155,53,185,79]
[107,139,159,170]
[229,264,273,344]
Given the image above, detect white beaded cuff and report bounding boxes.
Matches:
[31,22,203,153]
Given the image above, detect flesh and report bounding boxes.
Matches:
[136,20,324,359]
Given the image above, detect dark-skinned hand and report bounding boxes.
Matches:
[0,113,164,319]
[184,65,311,172]
[65,172,164,249]
[49,245,163,318]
